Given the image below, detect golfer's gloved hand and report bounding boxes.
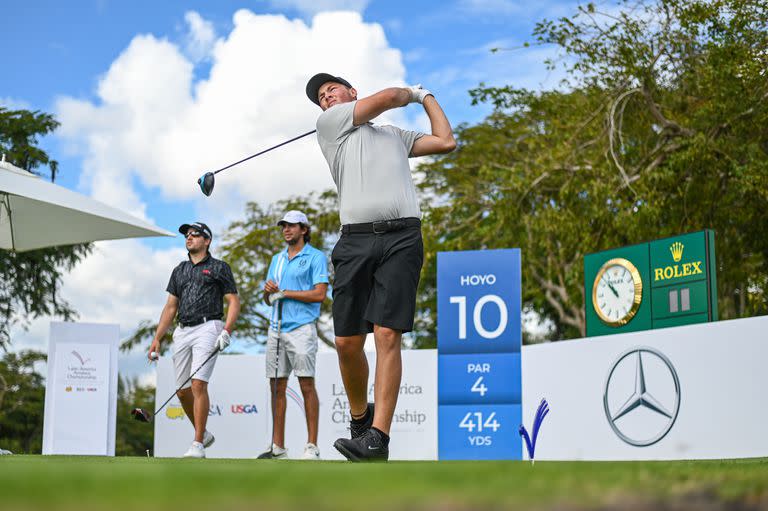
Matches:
[266,290,286,306]
[406,84,433,104]
[216,329,231,352]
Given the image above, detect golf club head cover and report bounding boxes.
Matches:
[406,84,433,104]
[131,408,151,422]
[216,329,231,351]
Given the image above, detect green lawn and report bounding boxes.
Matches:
[1,456,767,511]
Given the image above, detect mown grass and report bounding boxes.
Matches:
[2,456,767,511]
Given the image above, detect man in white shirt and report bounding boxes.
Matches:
[306,73,455,461]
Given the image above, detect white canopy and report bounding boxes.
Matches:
[0,156,174,251]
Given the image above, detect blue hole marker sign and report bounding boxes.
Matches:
[437,249,523,460]
[437,249,522,354]
[438,353,521,404]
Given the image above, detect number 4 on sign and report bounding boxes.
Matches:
[459,412,476,432]
[471,376,488,397]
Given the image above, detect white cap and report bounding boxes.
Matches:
[277,210,309,227]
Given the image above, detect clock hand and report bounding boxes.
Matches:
[604,278,619,297]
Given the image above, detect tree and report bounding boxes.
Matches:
[417,0,768,341]
[220,190,340,348]
[122,190,341,353]
[0,107,92,349]
[0,350,46,453]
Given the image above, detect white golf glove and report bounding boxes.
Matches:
[216,329,231,352]
[266,290,286,306]
[406,84,433,104]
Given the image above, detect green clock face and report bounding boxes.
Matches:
[592,258,643,327]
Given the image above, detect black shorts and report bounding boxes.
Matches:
[331,223,424,336]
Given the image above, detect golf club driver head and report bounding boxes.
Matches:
[198,172,215,196]
[131,407,152,423]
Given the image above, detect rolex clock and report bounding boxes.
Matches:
[591,258,643,327]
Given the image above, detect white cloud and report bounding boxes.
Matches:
[183,11,217,63]
[55,10,410,226]
[13,10,417,381]
[267,0,370,18]
[56,33,194,220]
[11,239,180,347]
[9,238,183,378]
[136,367,157,387]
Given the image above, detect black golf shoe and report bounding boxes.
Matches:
[349,402,374,439]
[256,444,287,459]
[334,428,389,462]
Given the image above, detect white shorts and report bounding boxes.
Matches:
[266,322,318,378]
[172,320,223,389]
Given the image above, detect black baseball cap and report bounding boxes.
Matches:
[178,222,212,239]
[306,73,353,106]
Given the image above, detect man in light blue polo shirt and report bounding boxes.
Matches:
[258,210,329,460]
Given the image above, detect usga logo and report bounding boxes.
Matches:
[654,241,703,282]
[231,404,258,414]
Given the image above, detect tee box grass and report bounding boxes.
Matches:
[1,456,767,511]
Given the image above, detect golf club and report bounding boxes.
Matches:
[198,129,317,196]
[131,348,220,423]
[258,299,283,458]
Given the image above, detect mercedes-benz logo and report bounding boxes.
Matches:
[603,346,680,447]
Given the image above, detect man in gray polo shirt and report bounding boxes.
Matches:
[305,73,455,461]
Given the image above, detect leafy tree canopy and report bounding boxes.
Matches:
[418,0,768,340]
[0,350,46,453]
[122,190,341,353]
[0,108,91,349]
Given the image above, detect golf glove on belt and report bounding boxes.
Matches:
[266,290,286,306]
[216,329,231,351]
[407,84,433,104]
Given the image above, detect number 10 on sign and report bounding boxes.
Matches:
[449,295,508,339]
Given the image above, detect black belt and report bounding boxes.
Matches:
[179,315,221,328]
[341,217,421,234]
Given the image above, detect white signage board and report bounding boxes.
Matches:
[154,350,437,460]
[42,322,119,456]
[521,316,768,460]
[154,316,768,461]
[311,349,437,460]
[153,354,269,458]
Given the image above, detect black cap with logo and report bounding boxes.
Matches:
[178,222,212,239]
[306,73,353,106]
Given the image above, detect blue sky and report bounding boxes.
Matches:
[2,0,580,382]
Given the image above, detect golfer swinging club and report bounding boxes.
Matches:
[305,73,456,461]
[148,222,240,458]
[258,210,329,460]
